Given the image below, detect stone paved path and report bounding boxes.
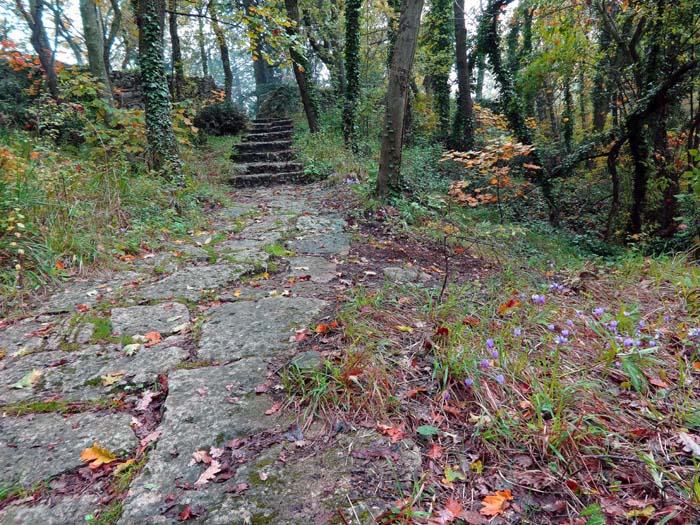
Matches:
[0,184,418,525]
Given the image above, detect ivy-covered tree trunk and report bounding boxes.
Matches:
[133,0,182,182]
[376,0,424,198]
[475,52,485,101]
[285,0,320,132]
[451,0,474,150]
[208,1,233,102]
[342,0,361,150]
[16,0,59,99]
[80,0,113,105]
[168,0,184,100]
[423,0,452,140]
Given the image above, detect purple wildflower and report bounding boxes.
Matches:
[464,378,473,388]
[491,349,499,359]
[561,329,570,337]
[593,307,605,316]
[547,324,555,331]
[614,361,622,368]
[495,374,505,384]
[531,294,546,305]
[481,359,490,369]
[486,338,494,349]
[513,327,522,336]
[623,337,635,347]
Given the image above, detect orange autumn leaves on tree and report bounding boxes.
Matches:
[442,140,537,208]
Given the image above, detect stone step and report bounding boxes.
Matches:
[235,140,293,153]
[229,171,309,188]
[237,161,303,175]
[231,150,295,163]
[253,118,293,125]
[249,124,294,134]
[244,130,293,143]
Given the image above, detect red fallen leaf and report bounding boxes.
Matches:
[405,387,427,399]
[629,428,653,439]
[298,274,312,281]
[265,402,282,415]
[565,479,580,492]
[254,383,269,394]
[76,303,90,313]
[179,505,192,521]
[145,332,162,347]
[648,376,669,388]
[498,298,520,316]
[435,326,449,337]
[330,321,340,329]
[462,316,480,326]
[316,323,330,334]
[376,423,406,443]
[427,443,444,459]
[224,482,249,495]
[294,329,309,341]
[443,405,462,417]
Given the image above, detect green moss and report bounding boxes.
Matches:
[174,360,213,370]
[0,398,120,416]
[89,317,113,342]
[263,244,295,257]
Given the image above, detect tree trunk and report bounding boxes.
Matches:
[475,52,485,101]
[80,0,113,105]
[563,81,573,153]
[342,0,361,150]
[376,0,424,198]
[196,1,208,76]
[208,1,232,102]
[133,0,182,182]
[168,0,184,100]
[451,0,474,150]
[16,0,59,99]
[285,0,319,132]
[104,0,122,74]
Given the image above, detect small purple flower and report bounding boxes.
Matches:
[481,359,490,369]
[623,311,631,317]
[491,349,499,359]
[486,338,494,349]
[566,319,574,327]
[554,335,568,345]
[689,328,700,338]
[663,315,670,322]
[648,340,657,347]
[464,378,473,388]
[638,320,646,329]
[513,327,522,336]
[614,360,622,368]
[561,329,570,337]
[593,307,605,316]
[576,309,584,316]
[495,374,505,384]
[444,392,451,401]
[547,324,555,331]
[531,294,546,305]
[608,320,618,330]
[623,337,635,347]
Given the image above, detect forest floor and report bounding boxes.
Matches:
[1,159,700,523]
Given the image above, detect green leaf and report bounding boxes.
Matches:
[416,425,440,436]
[11,369,42,389]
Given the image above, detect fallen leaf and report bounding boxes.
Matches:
[81,443,117,468]
[678,432,700,457]
[179,504,192,521]
[442,465,466,484]
[376,423,406,443]
[395,325,414,333]
[189,450,212,466]
[11,369,42,389]
[196,387,208,397]
[194,460,221,486]
[480,489,513,516]
[101,372,124,386]
[315,323,330,334]
[258,471,269,481]
[498,298,520,316]
[265,402,282,415]
[427,443,444,459]
[114,458,135,474]
[224,482,249,495]
[233,289,242,297]
[144,332,162,347]
[136,391,155,412]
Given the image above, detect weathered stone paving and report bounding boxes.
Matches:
[0,183,410,524]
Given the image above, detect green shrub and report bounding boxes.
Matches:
[258,84,300,118]
[193,103,248,136]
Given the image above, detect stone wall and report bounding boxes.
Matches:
[110,71,221,109]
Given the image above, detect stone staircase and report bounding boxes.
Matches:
[230,118,307,187]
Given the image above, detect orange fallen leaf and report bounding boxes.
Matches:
[194,459,221,486]
[55,261,64,270]
[265,402,282,415]
[427,443,444,459]
[81,443,117,468]
[144,331,162,347]
[480,489,513,516]
[498,298,520,316]
[76,303,90,313]
[376,423,406,443]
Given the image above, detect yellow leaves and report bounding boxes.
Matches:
[81,443,117,468]
[101,372,124,386]
[480,489,513,516]
[395,325,414,333]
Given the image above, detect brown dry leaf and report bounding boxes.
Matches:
[194,459,221,486]
[427,443,444,459]
[376,423,406,443]
[144,331,162,347]
[480,489,513,516]
[265,402,282,415]
[81,443,117,468]
[189,450,213,466]
[678,432,700,457]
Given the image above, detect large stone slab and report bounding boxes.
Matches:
[111,303,190,337]
[0,494,100,525]
[137,265,246,301]
[118,361,282,524]
[0,343,188,405]
[0,412,137,487]
[383,266,432,284]
[0,316,60,357]
[40,272,144,314]
[197,297,328,363]
[287,256,337,283]
[287,233,350,256]
[296,214,346,234]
